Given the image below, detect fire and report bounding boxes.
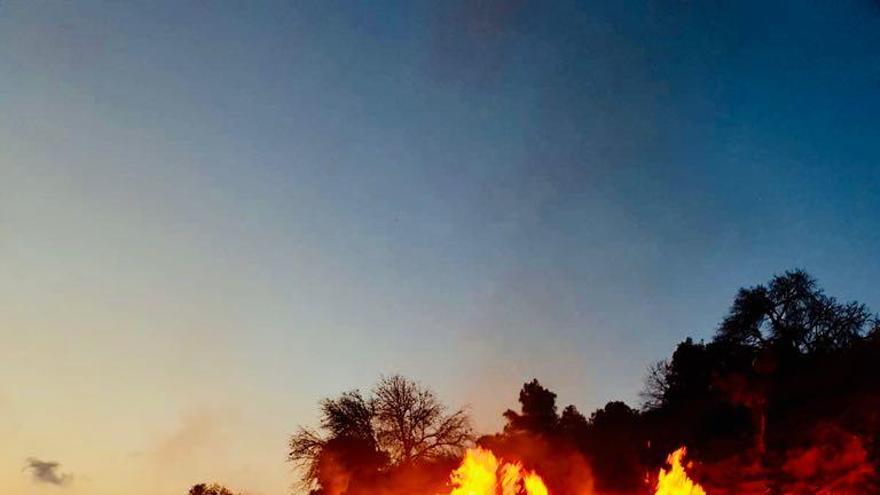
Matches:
[522,472,548,495]
[445,447,549,495]
[654,447,706,495]
[445,445,707,495]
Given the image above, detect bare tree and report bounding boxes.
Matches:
[289,426,328,490]
[372,374,474,465]
[640,360,671,409]
[289,376,473,492]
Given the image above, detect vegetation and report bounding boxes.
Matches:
[288,375,474,493]
[282,269,880,494]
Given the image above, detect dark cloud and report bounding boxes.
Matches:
[24,458,73,486]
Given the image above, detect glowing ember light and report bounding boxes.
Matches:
[655,447,706,495]
[445,448,550,495]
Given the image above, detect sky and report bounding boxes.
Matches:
[2,1,880,494]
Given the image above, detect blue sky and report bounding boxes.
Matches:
[2,1,880,494]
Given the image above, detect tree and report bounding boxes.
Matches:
[653,338,716,406]
[372,375,474,465]
[289,375,473,493]
[318,390,377,441]
[639,270,880,468]
[716,269,873,354]
[641,360,672,409]
[289,391,386,492]
[583,402,643,492]
[503,379,560,435]
[558,404,588,437]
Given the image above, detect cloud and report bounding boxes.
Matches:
[24,458,73,486]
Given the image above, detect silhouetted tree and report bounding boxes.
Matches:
[319,390,377,441]
[653,338,716,406]
[289,391,386,492]
[288,270,880,495]
[642,360,672,409]
[503,379,560,435]
[583,401,644,492]
[716,269,873,354]
[558,404,588,438]
[640,269,880,483]
[289,375,473,494]
[372,375,473,466]
[491,381,649,491]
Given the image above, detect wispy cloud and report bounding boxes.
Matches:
[24,458,73,486]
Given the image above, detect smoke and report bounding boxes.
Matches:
[316,450,353,495]
[686,423,879,495]
[24,458,73,486]
[780,425,877,495]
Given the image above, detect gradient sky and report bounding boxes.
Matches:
[2,1,880,494]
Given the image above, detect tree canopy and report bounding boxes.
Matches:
[716,269,874,353]
[284,270,880,495]
[502,379,561,435]
[288,375,473,494]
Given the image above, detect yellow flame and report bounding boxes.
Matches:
[523,472,549,495]
[500,462,522,495]
[445,448,550,495]
[446,445,705,495]
[448,448,499,495]
[654,447,706,495]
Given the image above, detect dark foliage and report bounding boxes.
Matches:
[638,269,880,489]
[482,270,880,491]
[502,379,561,435]
[283,270,880,494]
[288,375,473,494]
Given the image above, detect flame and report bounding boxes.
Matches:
[500,463,522,495]
[445,445,707,495]
[654,447,706,495]
[448,448,498,495]
[522,472,548,495]
[445,447,549,495]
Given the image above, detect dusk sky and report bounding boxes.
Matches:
[2,1,880,494]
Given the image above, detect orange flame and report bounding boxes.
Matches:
[522,472,549,495]
[445,447,550,495]
[654,447,706,495]
[444,445,707,495]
